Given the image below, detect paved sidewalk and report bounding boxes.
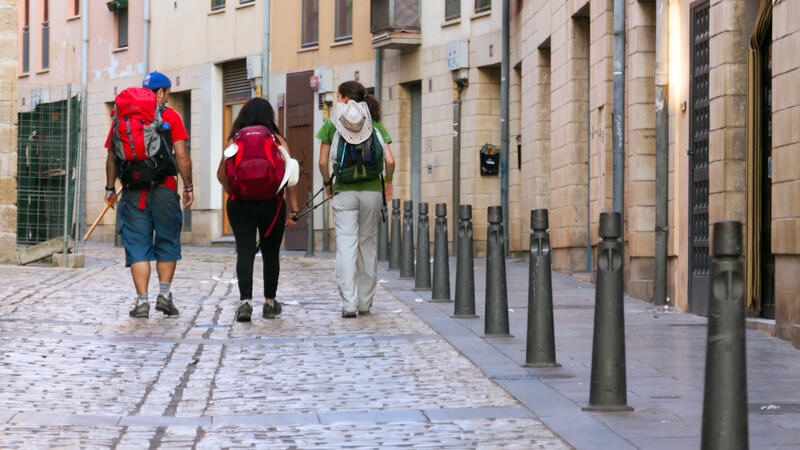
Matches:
[380,255,800,449]
[0,244,568,448]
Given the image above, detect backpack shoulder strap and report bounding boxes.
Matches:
[374,129,385,148]
[331,131,341,156]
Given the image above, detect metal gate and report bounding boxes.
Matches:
[16,88,81,247]
[760,33,775,319]
[409,81,422,244]
[689,1,710,316]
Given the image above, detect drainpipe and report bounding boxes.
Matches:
[500,0,510,255]
[453,81,464,253]
[262,0,271,98]
[75,0,89,251]
[143,0,150,73]
[654,0,668,306]
[612,0,626,213]
[587,66,592,273]
[375,49,383,101]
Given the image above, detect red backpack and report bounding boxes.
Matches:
[225,125,286,201]
[109,87,176,190]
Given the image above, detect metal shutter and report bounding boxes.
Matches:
[223,60,251,103]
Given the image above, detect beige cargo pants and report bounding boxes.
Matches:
[332,190,383,314]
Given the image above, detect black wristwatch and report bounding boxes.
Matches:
[324,179,333,187]
[105,186,116,194]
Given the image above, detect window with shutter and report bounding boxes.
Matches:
[302,0,319,46]
[223,60,251,103]
[445,0,460,20]
[475,0,491,13]
[335,0,352,40]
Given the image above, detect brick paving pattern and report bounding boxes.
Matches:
[0,245,568,448]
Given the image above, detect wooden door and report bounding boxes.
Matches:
[284,70,315,250]
[222,101,246,235]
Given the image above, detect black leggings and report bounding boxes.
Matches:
[226,198,286,300]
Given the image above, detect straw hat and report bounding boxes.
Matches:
[331,100,373,144]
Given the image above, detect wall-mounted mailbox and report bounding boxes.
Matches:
[480,143,500,176]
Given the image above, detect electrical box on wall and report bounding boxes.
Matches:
[447,40,469,71]
[315,66,334,93]
[246,54,262,80]
[315,66,335,105]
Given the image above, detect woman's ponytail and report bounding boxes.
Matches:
[364,94,382,122]
[339,80,382,122]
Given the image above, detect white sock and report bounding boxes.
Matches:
[159,282,171,297]
[137,293,148,305]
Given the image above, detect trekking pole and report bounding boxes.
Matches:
[83,187,123,242]
[292,191,333,222]
[292,185,327,221]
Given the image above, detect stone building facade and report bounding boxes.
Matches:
[0,0,17,264]
[377,0,800,344]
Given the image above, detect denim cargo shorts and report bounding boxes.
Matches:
[117,186,183,267]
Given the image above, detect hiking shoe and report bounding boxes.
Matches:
[235,301,253,322]
[262,300,282,319]
[129,301,150,319]
[358,309,371,316]
[342,310,357,319]
[155,294,180,316]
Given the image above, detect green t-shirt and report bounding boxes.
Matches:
[316,119,392,192]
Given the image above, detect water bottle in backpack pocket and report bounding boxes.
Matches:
[109,87,177,190]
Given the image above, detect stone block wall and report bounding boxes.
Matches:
[625,0,656,300]
[771,0,800,341]
[707,0,748,227]
[0,0,17,264]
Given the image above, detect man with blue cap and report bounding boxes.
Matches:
[104,71,194,318]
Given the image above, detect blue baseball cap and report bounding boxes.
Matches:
[142,71,171,89]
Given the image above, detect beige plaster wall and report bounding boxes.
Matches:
[270,0,376,76]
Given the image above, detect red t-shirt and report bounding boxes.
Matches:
[106,107,189,207]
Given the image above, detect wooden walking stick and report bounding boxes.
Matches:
[83,187,123,242]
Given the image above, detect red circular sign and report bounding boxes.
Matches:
[309,75,319,90]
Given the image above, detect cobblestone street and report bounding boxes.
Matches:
[0,245,568,448]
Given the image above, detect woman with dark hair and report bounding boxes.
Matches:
[317,81,396,318]
[217,97,299,322]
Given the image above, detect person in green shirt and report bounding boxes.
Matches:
[317,81,396,318]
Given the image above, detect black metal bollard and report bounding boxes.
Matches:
[701,221,748,450]
[415,203,432,289]
[431,203,452,302]
[453,205,477,318]
[484,206,512,337]
[585,212,632,411]
[378,205,389,262]
[524,209,559,367]
[400,200,415,279]
[389,199,401,270]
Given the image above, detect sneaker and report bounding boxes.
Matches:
[129,301,150,319]
[155,294,180,316]
[262,300,282,319]
[235,301,253,322]
[358,309,371,316]
[342,310,357,318]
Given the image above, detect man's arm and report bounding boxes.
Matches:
[105,151,118,208]
[173,140,194,209]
